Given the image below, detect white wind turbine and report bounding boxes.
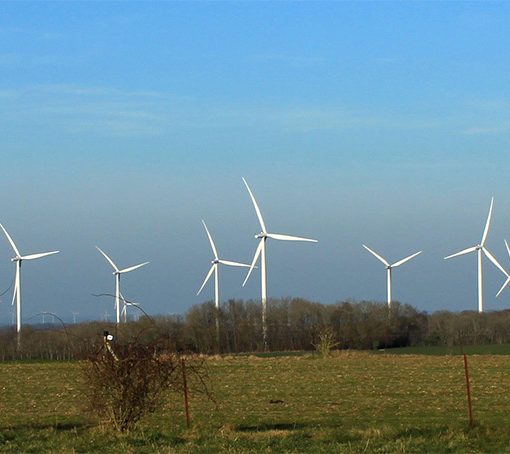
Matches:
[362,244,422,307]
[96,246,149,324]
[0,223,59,336]
[121,299,141,323]
[197,220,252,307]
[197,220,252,342]
[241,177,317,349]
[444,198,507,312]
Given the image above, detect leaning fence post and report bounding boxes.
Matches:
[181,357,191,429]
[461,347,474,427]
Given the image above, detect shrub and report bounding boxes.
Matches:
[313,328,339,357]
[83,339,208,432]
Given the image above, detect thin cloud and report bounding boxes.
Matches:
[463,125,510,136]
[0,26,63,40]
[0,83,444,137]
[250,53,326,67]
[32,84,161,98]
[0,53,77,69]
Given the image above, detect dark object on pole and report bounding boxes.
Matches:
[462,348,474,427]
[181,357,191,429]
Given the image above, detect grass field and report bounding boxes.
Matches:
[2,351,510,452]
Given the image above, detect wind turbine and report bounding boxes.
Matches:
[0,223,59,338]
[241,177,317,349]
[444,197,507,312]
[197,220,252,308]
[362,244,422,308]
[120,298,137,323]
[197,220,252,345]
[96,246,149,324]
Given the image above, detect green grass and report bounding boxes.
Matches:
[2,352,510,452]
[381,344,510,355]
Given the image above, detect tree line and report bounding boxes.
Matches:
[1,298,510,360]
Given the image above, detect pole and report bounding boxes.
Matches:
[477,248,483,313]
[181,358,191,429]
[462,348,474,427]
[261,238,268,351]
[16,261,21,351]
[115,274,121,324]
[387,267,392,308]
[214,265,220,351]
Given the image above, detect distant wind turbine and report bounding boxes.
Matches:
[444,198,507,312]
[96,246,149,324]
[197,220,252,343]
[120,297,139,323]
[362,244,422,308]
[0,223,59,338]
[197,220,252,307]
[242,177,317,349]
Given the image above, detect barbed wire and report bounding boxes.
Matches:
[91,292,155,325]
[0,274,14,298]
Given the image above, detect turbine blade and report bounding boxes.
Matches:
[266,233,318,242]
[0,224,21,257]
[391,251,422,268]
[481,197,494,246]
[362,244,389,267]
[242,177,267,233]
[505,239,510,258]
[197,264,215,296]
[444,246,477,260]
[96,246,119,272]
[482,247,508,277]
[119,261,150,274]
[201,220,219,260]
[21,251,59,261]
[218,259,253,268]
[496,276,510,298]
[242,240,263,287]
[11,278,17,307]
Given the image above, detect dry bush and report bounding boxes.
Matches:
[83,339,210,432]
[313,328,340,357]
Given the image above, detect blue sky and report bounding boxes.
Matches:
[0,2,510,323]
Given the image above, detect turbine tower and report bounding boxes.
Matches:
[242,177,317,349]
[362,244,421,307]
[444,198,507,312]
[197,220,251,342]
[96,246,149,324]
[0,223,59,339]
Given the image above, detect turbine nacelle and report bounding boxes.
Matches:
[255,233,266,239]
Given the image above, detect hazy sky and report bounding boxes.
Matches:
[1,2,510,323]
